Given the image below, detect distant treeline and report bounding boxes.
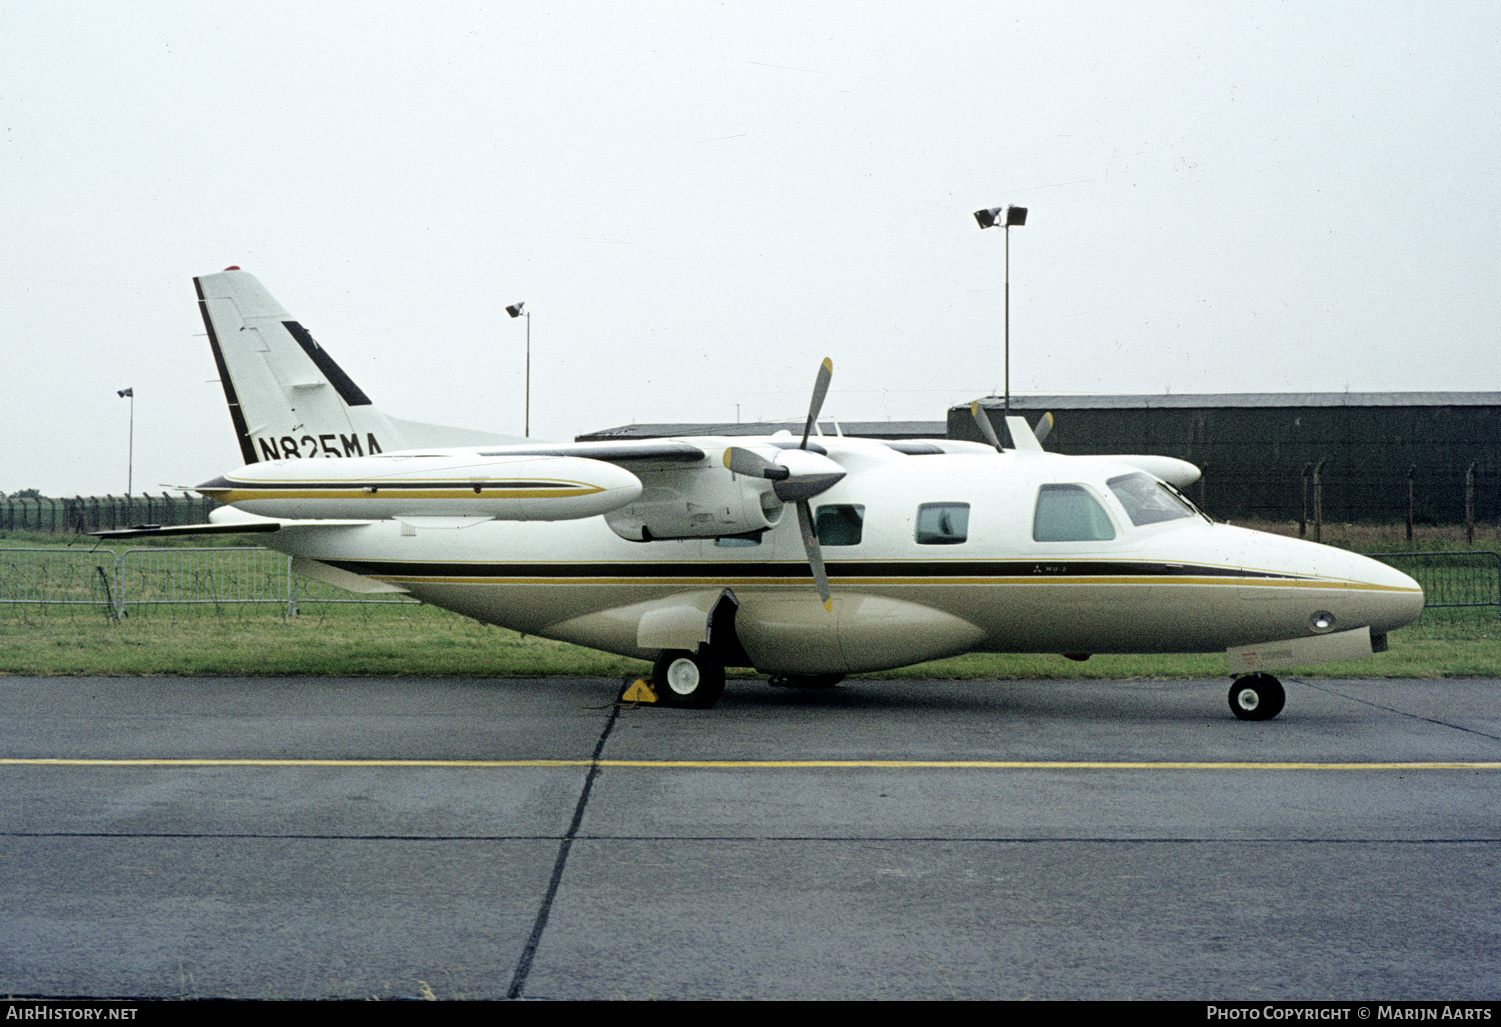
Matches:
[0,493,218,534]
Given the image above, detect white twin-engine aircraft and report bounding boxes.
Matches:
[107,268,1424,719]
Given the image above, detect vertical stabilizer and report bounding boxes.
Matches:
[194,269,520,462]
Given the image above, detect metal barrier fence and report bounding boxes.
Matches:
[0,548,118,607]
[1365,551,1501,616]
[0,548,416,617]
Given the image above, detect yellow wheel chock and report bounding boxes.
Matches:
[621,677,659,704]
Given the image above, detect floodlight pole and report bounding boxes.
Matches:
[117,388,134,495]
[973,205,1027,419]
[506,303,531,437]
[524,310,530,438]
[1004,222,1012,417]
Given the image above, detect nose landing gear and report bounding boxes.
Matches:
[1229,673,1285,721]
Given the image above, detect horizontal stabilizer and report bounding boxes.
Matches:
[88,521,280,540]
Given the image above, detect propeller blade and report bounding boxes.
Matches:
[800,358,834,450]
[795,500,832,612]
[971,401,1003,451]
[1033,411,1054,445]
[724,446,789,480]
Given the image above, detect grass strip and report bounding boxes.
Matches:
[0,602,1492,679]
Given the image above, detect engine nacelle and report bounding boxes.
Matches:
[605,467,785,541]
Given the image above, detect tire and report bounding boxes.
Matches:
[1228,673,1285,721]
[652,647,726,709]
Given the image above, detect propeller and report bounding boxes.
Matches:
[970,401,1003,451]
[724,358,841,611]
[970,401,1054,451]
[1033,411,1054,444]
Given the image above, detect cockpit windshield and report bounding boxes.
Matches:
[1107,472,1200,526]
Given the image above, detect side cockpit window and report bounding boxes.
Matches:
[916,502,969,545]
[1107,472,1198,526]
[1033,484,1116,542]
[814,504,865,546]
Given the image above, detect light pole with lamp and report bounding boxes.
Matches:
[117,387,134,494]
[505,303,530,437]
[973,205,1027,421]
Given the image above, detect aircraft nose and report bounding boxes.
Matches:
[1233,528,1425,637]
[1323,548,1426,635]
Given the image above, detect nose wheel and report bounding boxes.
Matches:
[1229,673,1285,721]
[652,647,726,709]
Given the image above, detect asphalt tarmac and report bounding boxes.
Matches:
[2,674,1499,1000]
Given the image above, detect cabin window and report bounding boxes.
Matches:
[1032,485,1116,542]
[814,504,865,546]
[1107,472,1197,526]
[915,502,969,545]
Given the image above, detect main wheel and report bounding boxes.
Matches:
[1228,673,1285,721]
[652,648,726,709]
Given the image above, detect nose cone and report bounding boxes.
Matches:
[1320,547,1426,634]
[1235,528,1425,636]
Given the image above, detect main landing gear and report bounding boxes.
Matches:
[1228,672,1285,721]
[648,652,846,708]
[651,647,726,709]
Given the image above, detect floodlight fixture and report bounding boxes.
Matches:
[972,205,1026,230]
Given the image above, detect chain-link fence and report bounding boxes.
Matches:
[1,494,220,534]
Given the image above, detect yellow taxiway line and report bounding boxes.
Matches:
[3,758,1500,771]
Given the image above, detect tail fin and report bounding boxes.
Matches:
[194,268,521,463]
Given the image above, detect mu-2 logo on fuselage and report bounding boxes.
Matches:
[255,433,385,461]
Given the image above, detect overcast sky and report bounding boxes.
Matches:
[3,1,1497,496]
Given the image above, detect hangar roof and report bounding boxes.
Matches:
[577,420,947,442]
[965,393,1501,411]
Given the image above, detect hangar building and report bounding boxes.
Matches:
[954,393,1501,524]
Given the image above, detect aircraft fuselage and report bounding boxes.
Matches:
[252,440,1422,675]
